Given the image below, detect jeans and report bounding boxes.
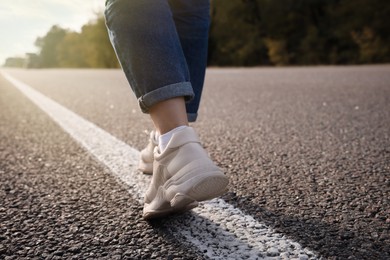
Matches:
[104,0,210,122]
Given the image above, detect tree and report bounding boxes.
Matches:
[4,57,25,67]
[57,32,88,67]
[208,0,389,66]
[209,0,268,66]
[329,0,390,63]
[78,15,119,68]
[35,25,67,67]
[19,1,389,68]
[55,14,119,68]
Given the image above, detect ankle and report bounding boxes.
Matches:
[150,97,189,135]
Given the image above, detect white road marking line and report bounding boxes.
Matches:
[2,70,318,259]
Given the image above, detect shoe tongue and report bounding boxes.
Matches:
[166,127,200,149]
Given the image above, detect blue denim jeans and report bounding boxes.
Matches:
[104,0,210,122]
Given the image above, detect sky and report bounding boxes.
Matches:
[0,0,105,65]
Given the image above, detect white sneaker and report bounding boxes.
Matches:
[138,130,158,175]
[143,127,229,219]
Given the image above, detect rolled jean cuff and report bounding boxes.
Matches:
[138,81,194,113]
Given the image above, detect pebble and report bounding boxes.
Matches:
[299,254,309,260]
[267,247,280,257]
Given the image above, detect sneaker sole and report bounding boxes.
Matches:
[143,173,228,220]
[143,192,199,220]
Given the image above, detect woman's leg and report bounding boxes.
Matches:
[149,97,188,134]
[105,0,227,219]
[104,0,194,116]
[148,0,211,135]
[169,0,211,122]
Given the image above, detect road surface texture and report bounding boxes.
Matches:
[1,66,389,259]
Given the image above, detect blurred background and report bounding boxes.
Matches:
[2,0,389,68]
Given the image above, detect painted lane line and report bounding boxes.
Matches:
[2,70,318,259]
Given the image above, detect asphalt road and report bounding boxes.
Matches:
[1,66,389,259]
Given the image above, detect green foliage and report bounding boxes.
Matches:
[351,27,389,63]
[28,14,119,68]
[264,38,289,66]
[209,1,268,66]
[80,16,119,68]
[35,25,67,67]
[209,0,390,66]
[7,1,388,68]
[4,57,26,67]
[57,32,89,68]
